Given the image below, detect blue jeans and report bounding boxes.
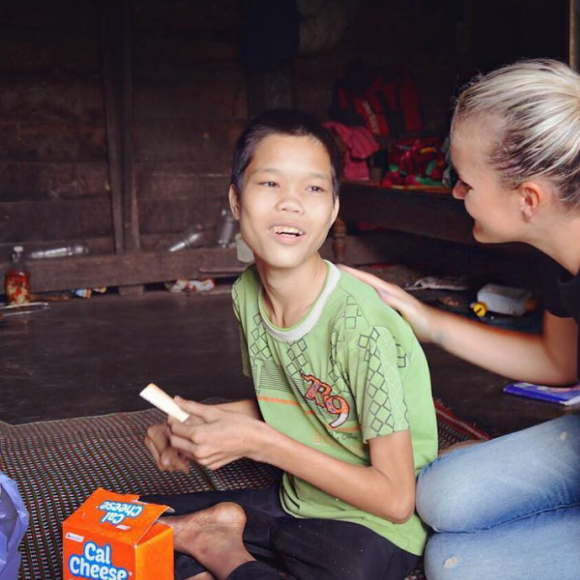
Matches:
[416,414,580,580]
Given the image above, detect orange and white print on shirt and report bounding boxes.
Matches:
[301,373,350,428]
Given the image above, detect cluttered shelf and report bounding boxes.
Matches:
[333,180,544,290]
[333,180,474,262]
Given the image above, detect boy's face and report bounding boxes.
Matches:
[229,134,339,271]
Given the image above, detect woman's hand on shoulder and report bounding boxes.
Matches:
[338,265,439,343]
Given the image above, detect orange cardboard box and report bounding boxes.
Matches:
[63,488,173,580]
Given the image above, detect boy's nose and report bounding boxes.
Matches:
[276,190,304,213]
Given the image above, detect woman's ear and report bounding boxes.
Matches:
[518,181,546,221]
[229,185,241,220]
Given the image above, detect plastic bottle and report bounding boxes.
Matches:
[235,233,254,262]
[473,284,536,317]
[168,224,205,252]
[28,244,89,259]
[216,208,237,247]
[5,246,31,305]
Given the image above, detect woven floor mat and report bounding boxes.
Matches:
[0,401,489,580]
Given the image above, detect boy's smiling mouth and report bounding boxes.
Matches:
[271,225,305,239]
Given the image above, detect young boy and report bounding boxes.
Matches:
[144,110,437,580]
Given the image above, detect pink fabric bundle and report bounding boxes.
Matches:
[324,122,379,181]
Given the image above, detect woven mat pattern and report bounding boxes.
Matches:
[0,401,488,580]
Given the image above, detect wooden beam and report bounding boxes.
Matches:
[0,233,540,295]
[0,248,243,293]
[327,230,541,287]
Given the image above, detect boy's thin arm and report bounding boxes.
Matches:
[168,400,416,523]
[262,426,416,523]
[214,398,262,419]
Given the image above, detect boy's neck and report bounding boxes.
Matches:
[256,254,329,328]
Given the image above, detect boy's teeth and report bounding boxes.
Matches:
[273,226,303,235]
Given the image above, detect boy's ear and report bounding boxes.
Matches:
[229,185,241,220]
[331,196,340,225]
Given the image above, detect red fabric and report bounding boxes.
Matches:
[381,137,446,187]
[332,72,423,137]
[338,87,349,109]
[365,83,390,136]
[324,122,380,181]
[398,75,423,133]
[380,82,397,111]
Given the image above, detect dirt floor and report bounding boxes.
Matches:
[0,289,569,436]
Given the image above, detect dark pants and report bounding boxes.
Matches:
[143,485,418,580]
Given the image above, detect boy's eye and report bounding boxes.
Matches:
[308,185,325,193]
[260,181,278,188]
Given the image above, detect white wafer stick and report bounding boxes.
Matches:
[140,383,190,422]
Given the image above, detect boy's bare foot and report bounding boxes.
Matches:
[162,502,255,580]
[188,573,215,580]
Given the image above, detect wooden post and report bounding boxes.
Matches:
[101,0,144,295]
[246,62,295,117]
[332,217,347,264]
[121,0,140,254]
[570,0,580,71]
[101,0,124,256]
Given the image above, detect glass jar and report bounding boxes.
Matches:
[5,246,31,305]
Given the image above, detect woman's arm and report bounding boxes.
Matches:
[340,266,578,385]
[427,308,577,385]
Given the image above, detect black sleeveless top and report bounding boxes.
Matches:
[541,256,580,378]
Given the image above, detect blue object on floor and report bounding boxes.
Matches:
[0,471,29,580]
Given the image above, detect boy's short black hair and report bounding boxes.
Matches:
[231,109,342,200]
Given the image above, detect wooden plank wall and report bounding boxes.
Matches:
[0,0,248,264]
[131,0,247,251]
[0,0,111,260]
[0,0,462,291]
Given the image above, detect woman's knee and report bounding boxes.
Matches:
[424,506,580,580]
[416,451,486,532]
[423,535,469,580]
[418,416,580,532]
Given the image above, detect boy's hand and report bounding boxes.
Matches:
[144,423,191,474]
[167,398,267,470]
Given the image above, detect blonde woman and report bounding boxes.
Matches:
[342,59,580,580]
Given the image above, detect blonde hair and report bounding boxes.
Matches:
[453,59,580,208]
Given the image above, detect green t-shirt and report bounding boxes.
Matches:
[232,261,437,555]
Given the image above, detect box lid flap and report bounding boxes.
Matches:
[64,487,170,545]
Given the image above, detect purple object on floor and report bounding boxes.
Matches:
[0,471,29,580]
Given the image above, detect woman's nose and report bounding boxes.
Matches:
[452,182,466,200]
